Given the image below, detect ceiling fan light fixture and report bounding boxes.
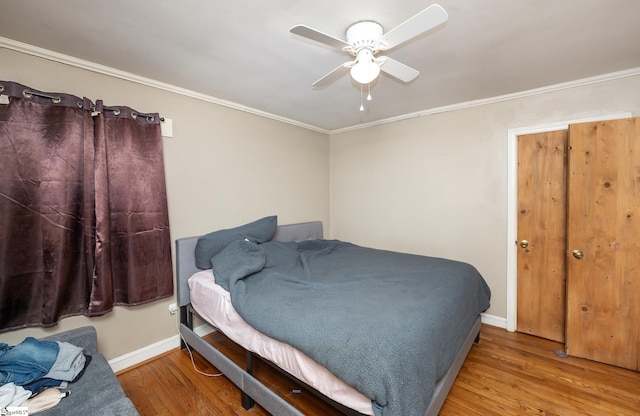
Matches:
[291,4,449,89]
[350,49,380,84]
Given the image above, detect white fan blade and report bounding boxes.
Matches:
[380,4,448,50]
[312,62,351,87]
[379,57,420,82]
[290,25,349,49]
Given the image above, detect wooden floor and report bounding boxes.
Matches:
[117,324,640,415]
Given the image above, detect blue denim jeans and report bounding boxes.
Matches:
[0,337,59,385]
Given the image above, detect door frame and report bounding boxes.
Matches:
[505,112,631,332]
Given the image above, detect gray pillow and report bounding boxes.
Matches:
[194,215,277,269]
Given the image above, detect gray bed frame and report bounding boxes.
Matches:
[176,221,481,416]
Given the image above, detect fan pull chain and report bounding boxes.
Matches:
[359,84,373,112]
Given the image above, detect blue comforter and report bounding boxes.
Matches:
[211,239,491,416]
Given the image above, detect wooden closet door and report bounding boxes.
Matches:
[566,117,640,370]
[517,130,567,342]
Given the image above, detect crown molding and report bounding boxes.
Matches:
[0,36,330,135]
[2,36,638,136]
[331,66,640,134]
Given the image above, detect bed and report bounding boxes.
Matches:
[176,217,490,416]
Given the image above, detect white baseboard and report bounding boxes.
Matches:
[111,314,506,373]
[109,323,215,373]
[481,313,507,329]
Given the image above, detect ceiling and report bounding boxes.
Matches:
[1,0,640,132]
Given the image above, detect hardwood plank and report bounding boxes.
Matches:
[117,324,640,415]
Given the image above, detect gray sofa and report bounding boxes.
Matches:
[38,326,138,416]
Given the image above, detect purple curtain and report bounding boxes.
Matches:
[0,81,173,331]
[90,101,173,314]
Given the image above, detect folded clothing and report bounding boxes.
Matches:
[0,338,59,386]
[0,382,31,408]
[0,339,87,388]
[23,377,68,396]
[1,336,90,413]
[44,342,86,382]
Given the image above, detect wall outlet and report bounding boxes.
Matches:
[168,303,178,315]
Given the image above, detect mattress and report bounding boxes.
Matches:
[188,269,374,415]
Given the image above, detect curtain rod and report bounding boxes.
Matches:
[3,84,166,122]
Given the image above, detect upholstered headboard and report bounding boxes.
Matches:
[175,221,323,308]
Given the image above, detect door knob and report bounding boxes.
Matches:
[572,249,584,259]
[520,240,529,248]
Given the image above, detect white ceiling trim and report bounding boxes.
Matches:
[0,36,330,135]
[2,36,639,136]
[331,66,640,135]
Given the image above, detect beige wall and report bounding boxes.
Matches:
[0,48,330,359]
[329,74,640,319]
[3,45,640,359]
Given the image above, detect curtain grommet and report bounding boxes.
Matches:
[23,89,62,104]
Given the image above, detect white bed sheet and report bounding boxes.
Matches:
[188,269,374,415]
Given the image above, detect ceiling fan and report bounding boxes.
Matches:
[290,4,448,88]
